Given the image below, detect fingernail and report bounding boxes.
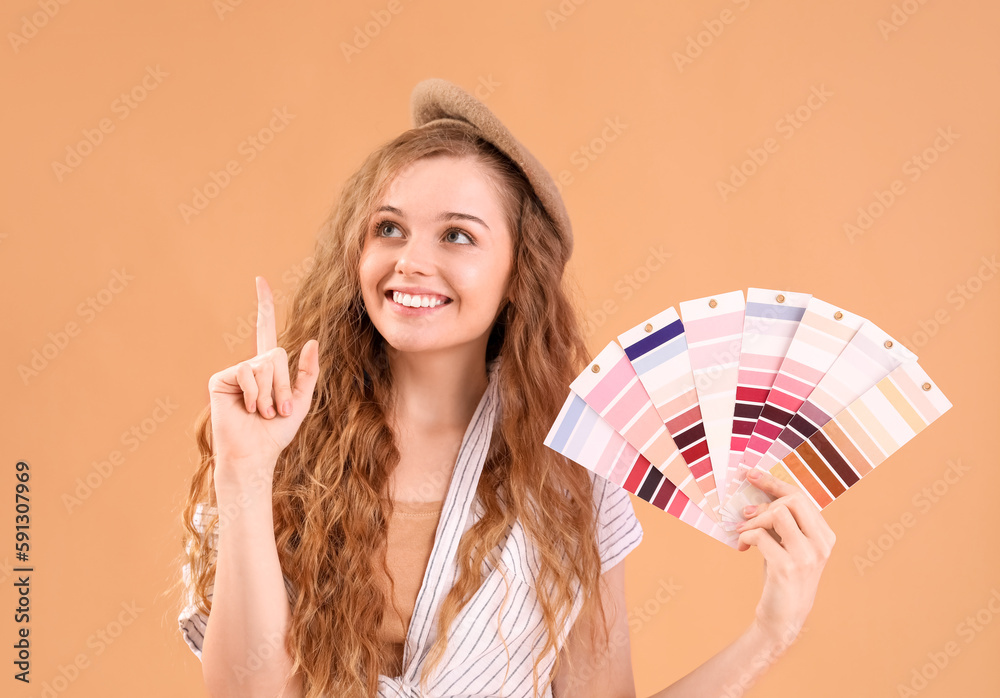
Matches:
[743,505,757,516]
[266,405,276,418]
[282,400,292,416]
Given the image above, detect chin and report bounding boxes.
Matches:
[380,333,443,354]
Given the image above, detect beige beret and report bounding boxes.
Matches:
[409,77,573,263]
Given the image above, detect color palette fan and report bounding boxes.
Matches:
[543,288,953,549]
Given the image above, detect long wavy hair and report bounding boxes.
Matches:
[176,120,612,697]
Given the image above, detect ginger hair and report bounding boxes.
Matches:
[175,121,611,696]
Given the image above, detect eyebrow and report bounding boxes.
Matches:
[376,205,491,232]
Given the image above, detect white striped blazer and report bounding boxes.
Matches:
[178,357,644,697]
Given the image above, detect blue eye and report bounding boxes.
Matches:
[374,220,402,237]
[445,229,474,245]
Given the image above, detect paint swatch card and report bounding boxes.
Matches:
[724,289,812,506]
[678,290,746,503]
[543,286,952,552]
[618,306,722,517]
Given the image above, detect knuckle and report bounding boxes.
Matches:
[777,561,796,578]
[233,365,249,385]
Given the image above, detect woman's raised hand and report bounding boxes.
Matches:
[207,276,320,475]
[735,469,837,647]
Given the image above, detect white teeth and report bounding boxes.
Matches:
[392,291,448,308]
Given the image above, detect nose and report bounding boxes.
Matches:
[393,233,437,276]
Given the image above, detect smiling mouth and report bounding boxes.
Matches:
[385,290,453,309]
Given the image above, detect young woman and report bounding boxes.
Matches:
[177,78,836,698]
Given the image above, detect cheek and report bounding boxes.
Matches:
[455,262,508,303]
[357,252,382,294]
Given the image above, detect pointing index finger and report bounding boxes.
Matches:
[256,275,277,356]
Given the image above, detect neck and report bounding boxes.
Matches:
[386,348,491,434]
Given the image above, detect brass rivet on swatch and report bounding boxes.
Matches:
[776,294,785,303]
[709,298,718,308]
[591,364,600,373]
[922,382,932,391]
[644,323,653,332]
[834,311,844,320]
[884,340,894,349]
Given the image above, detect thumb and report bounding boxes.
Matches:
[290,338,321,411]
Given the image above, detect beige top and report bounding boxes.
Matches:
[377,498,446,678]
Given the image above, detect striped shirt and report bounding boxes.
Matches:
[178,356,644,696]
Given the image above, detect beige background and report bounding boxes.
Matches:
[2,0,997,696]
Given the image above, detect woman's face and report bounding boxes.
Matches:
[359,154,513,362]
